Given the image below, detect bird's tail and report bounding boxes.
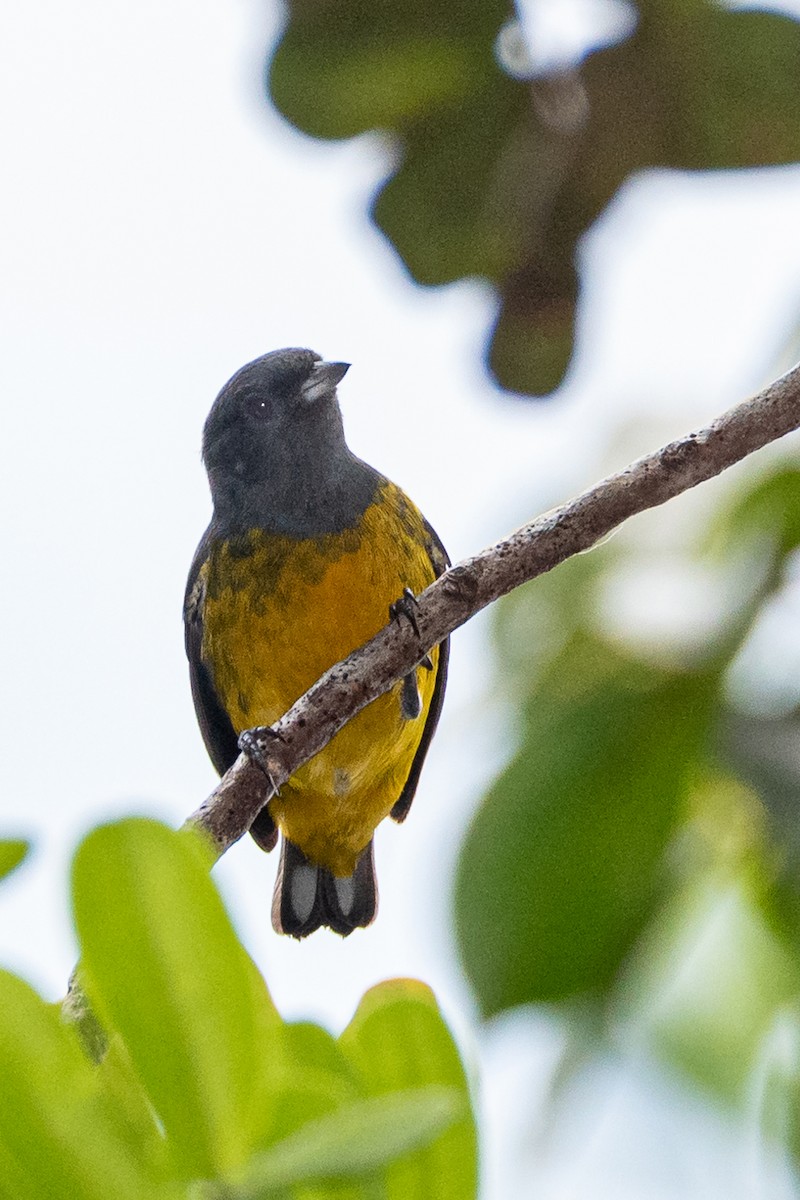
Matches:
[271,837,378,938]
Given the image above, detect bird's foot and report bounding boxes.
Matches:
[389,586,421,638]
[238,725,285,796]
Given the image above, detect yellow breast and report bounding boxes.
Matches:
[199,482,439,874]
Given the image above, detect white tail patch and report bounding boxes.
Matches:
[290,863,318,923]
[333,874,356,916]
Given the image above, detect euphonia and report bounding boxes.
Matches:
[184,348,449,938]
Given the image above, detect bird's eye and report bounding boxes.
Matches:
[245,392,272,419]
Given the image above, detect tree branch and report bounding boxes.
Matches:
[187,364,800,858]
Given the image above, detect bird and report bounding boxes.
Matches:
[184,348,449,937]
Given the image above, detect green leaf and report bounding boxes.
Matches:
[340,980,478,1200]
[235,1087,463,1196]
[0,969,161,1200]
[752,1004,800,1164]
[95,1034,174,1181]
[628,874,800,1104]
[711,466,800,562]
[268,0,800,395]
[72,818,282,1178]
[269,2,502,141]
[456,632,719,1014]
[0,840,29,882]
[717,707,800,924]
[261,1022,362,1152]
[251,1024,368,1200]
[282,1022,360,1097]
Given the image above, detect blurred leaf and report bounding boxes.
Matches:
[234,1087,463,1196]
[753,1005,800,1165]
[704,464,800,943]
[282,1022,360,1098]
[492,546,610,696]
[711,466,800,562]
[269,2,503,139]
[720,709,800,847]
[95,1034,172,1181]
[0,969,162,1200]
[717,707,800,934]
[0,840,29,882]
[72,818,281,1178]
[340,979,478,1199]
[456,630,719,1015]
[268,0,800,395]
[257,1024,375,1200]
[262,1022,362,1149]
[629,873,800,1103]
[590,4,800,168]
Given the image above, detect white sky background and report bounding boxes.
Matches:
[2,0,800,1196]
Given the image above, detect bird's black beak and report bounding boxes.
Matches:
[301,360,350,405]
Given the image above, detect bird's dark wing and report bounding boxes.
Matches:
[390,518,450,823]
[184,527,278,853]
[183,526,241,777]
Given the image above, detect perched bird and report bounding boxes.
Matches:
[184,348,449,937]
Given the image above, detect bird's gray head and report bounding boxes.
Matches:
[203,347,349,481]
[202,348,378,535]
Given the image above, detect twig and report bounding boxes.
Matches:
[186,363,800,858]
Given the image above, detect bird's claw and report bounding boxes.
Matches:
[238,725,284,795]
[389,587,421,638]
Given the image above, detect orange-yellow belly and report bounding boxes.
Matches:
[200,483,439,874]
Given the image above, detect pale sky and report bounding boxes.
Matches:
[2,1,800,1196]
